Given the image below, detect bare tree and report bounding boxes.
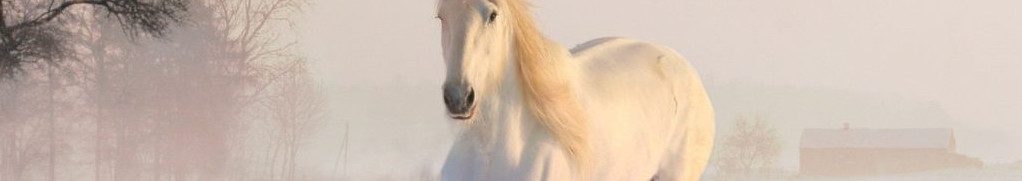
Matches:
[716,115,782,178]
[0,0,187,77]
[0,63,63,181]
[77,0,310,179]
[42,61,73,181]
[263,59,326,181]
[201,0,314,179]
[1,0,317,180]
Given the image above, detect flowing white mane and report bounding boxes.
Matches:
[506,0,592,168]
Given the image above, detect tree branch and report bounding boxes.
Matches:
[10,0,106,31]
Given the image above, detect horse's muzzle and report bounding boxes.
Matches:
[443,83,475,120]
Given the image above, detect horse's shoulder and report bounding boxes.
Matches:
[570,37,681,75]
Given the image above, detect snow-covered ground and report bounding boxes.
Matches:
[705,164,1022,181]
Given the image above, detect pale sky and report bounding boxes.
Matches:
[299,0,1022,179]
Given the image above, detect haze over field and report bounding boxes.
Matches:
[2,0,1017,180]
[305,0,1022,179]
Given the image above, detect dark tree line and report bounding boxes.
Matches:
[0,0,187,77]
[1,0,328,180]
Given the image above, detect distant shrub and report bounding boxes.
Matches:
[715,115,782,178]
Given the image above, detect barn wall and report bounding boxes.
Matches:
[799,148,981,176]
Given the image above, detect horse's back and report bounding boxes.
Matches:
[570,37,697,123]
[571,37,714,180]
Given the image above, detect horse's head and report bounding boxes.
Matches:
[436,0,512,120]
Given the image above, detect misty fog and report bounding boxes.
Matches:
[305,0,1022,180]
[2,0,1021,180]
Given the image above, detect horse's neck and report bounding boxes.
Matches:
[479,37,571,125]
[481,37,573,131]
[473,58,533,144]
[469,43,570,166]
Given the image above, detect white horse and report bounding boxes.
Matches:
[436,0,715,180]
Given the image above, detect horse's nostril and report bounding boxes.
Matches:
[466,89,475,105]
[443,85,474,115]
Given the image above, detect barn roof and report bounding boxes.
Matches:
[800,128,954,149]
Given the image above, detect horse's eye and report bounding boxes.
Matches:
[488,12,498,23]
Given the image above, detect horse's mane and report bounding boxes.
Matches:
[506,0,591,169]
